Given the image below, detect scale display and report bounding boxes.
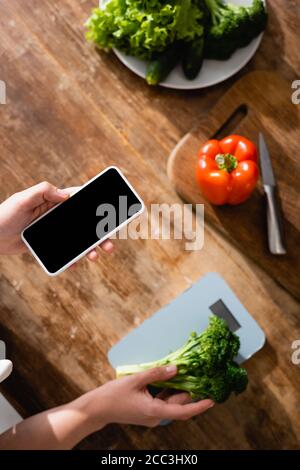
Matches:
[209,299,241,332]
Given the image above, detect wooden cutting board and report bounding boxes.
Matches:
[168,71,300,301]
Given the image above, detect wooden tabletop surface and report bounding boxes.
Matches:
[0,0,299,450]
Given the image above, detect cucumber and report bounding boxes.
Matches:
[182,37,205,80]
[146,42,183,86]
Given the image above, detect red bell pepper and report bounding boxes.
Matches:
[196,135,259,205]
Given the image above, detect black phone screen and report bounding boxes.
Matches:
[22,168,143,274]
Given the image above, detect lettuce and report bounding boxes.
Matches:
[86,0,204,60]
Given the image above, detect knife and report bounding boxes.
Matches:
[259,133,286,255]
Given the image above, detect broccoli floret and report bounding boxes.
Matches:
[248,0,268,36]
[203,0,267,60]
[116,316,240,376]
[152,361,248,403]
[116,315,248,404]
[226,361,248,395]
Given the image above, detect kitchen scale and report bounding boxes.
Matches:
[108,273,265,368]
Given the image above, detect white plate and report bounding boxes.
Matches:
[100,0,266,89]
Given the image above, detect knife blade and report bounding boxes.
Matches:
[259,133,276,186]
[259,133,286,255]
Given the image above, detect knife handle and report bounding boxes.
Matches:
[264,185,286,255]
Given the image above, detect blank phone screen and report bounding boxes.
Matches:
[23,168,143,274]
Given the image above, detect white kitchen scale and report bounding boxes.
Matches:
[108,273,265,369]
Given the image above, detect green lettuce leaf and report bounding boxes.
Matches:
[86,0,204,60]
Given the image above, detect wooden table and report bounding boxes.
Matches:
[0,0,299,450]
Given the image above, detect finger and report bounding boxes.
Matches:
[19,182,69,209]
[152,399,214,421]
[133,366,177,388]
[100,239,114,253]
[155,390,191,404]
[156,389,171,400]
[165,392,192,405]
[87,239,113,262]
[87,250,98,261]
[63,186,81,196]
[155,390,191,405]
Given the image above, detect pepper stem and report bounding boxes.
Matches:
[215,153,238,173]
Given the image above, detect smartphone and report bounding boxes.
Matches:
[22,167,144,276]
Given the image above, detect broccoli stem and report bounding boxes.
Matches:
[116,364,155,376]
[204,0,225,24]
[116,333,202,377]
[153,377,203,399]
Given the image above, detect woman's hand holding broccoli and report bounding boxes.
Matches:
[81,366,214,430]
[0,366,214,449]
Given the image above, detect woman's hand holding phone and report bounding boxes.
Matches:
[0,181,113,260]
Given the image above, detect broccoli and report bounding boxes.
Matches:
[203,0,268,60]
[153,364,248,403]
[116,316,248,403]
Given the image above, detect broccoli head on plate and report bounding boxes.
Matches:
[203,0,268,60]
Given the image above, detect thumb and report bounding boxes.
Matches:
[134,365,177,388]
[20,182,69,209]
